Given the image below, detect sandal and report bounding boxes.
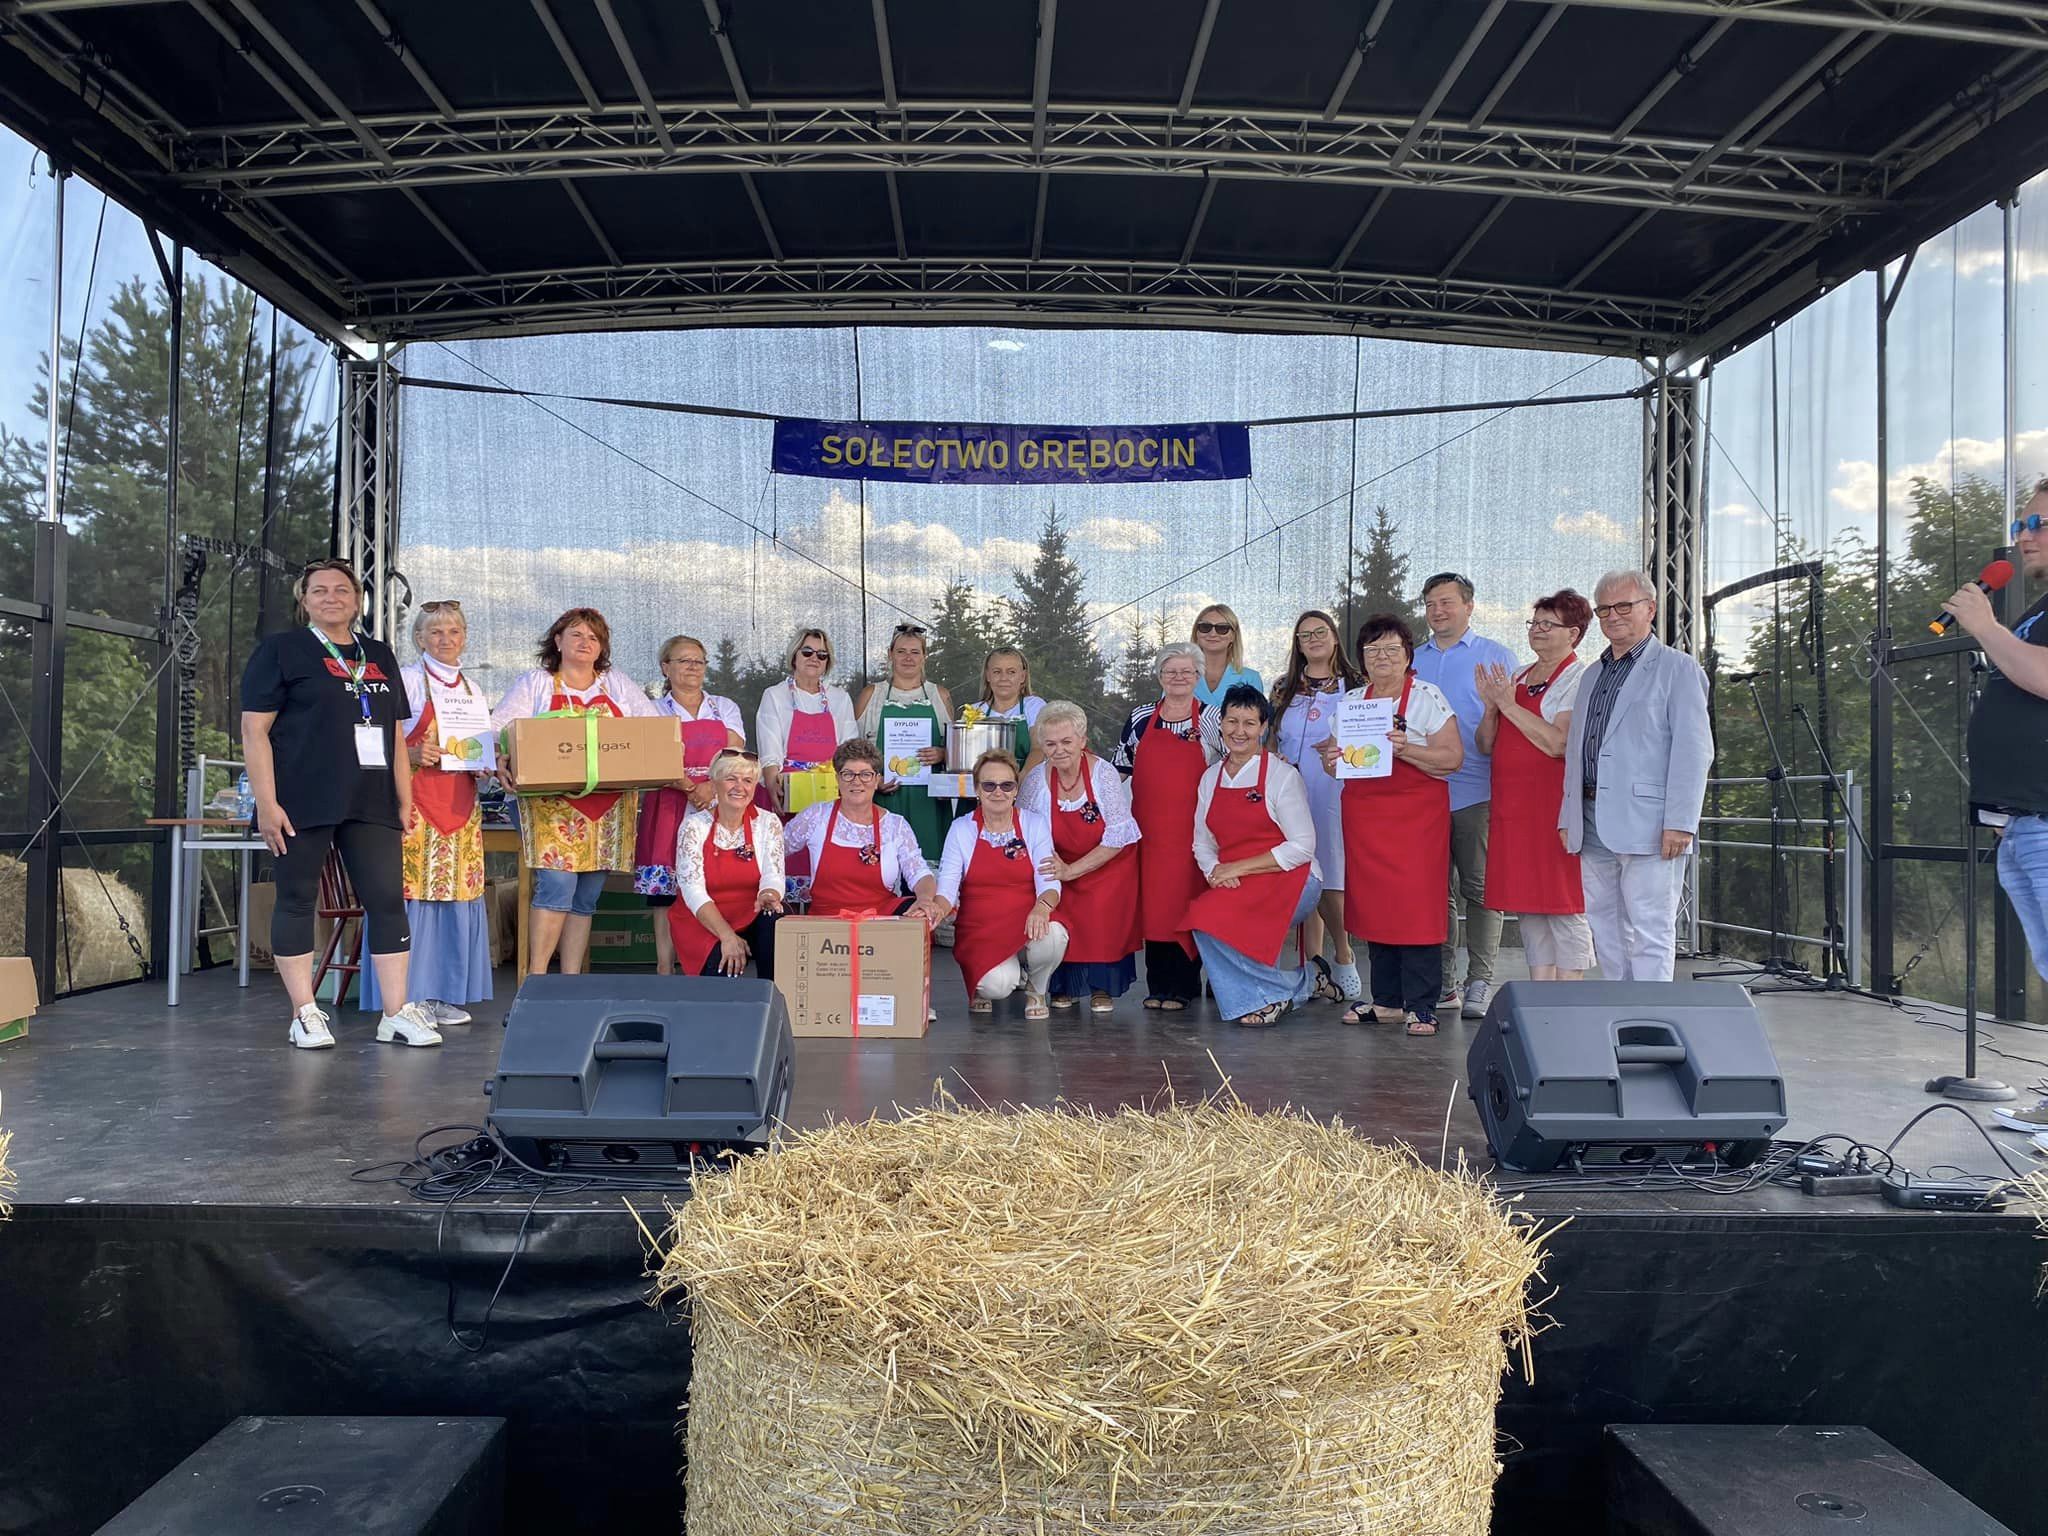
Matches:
[1405,1014,1438,1036]
[1341,1002,1379,1025]
[1156,998,1186,1012]
[1050,995,1077,1011]
[1309,955,1344,1004]
[1142,996,1164,1011]
[1235,1002,1285,1028]
[969,997,994,1014]
[1025,993,1050,1020]
[1089,990,1115,1014]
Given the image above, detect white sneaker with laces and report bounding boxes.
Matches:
[424,1000,473,1026]
[1461,979,1492,1019]
[1989,1095,2048,1133]
[375,1002,443,1047]
[288,1003,335,1050]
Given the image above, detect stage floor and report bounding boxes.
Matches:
[3,953,2041,1215]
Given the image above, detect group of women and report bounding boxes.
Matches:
[246,564,1595,1045]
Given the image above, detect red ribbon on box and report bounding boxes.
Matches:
[835,908,931,1038]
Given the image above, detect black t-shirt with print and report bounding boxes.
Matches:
[240,627,405,829]
[1967,590,2048,816]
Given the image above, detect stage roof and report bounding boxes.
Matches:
[6,0,2048,360]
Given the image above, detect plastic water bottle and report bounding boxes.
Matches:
[235,771,254,821]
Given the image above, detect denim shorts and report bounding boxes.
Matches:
[531,868,608,916]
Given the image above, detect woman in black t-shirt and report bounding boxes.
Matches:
[240,560,441,1050]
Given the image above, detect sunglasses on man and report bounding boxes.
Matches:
[2012,513,2045,538]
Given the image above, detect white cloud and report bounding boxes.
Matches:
[1712,500,1773,529]
[1072,515,1165,552]
[1829,428,2048,518]
[986,338,1027,353]
[1552,508,1632,544]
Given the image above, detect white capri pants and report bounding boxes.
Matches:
[976,926,1071,999]
[1516,911,1595,972]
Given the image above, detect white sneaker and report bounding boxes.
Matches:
[1461,980,1492,1019]
[1989,1096,2048,1133]
[288,1003,335,1050]
[375,1002,443,1047]
[424,1000,473,1026]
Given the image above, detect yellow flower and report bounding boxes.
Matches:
[960,704,985,725]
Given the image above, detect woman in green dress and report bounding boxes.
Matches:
[856,623,954,864]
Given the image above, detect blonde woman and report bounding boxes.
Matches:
[977,646,1046,766]
[634,634,745,974]
[755,625,857,813]
[672,751,786,978]
[855,622,953,863]
[1191,602,1262,708]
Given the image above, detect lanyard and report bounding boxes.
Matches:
[310,626,373,723]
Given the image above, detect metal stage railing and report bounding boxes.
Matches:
[1691,771,1863,988]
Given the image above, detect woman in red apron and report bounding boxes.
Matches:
[671,751,787,977]
[1115,643,1218,1011]
[490,607,663,975]
[1179,687,1321,1026]
[785,739,942,919]
[634,635,748,973]
[933,750,1067,1019]
[1321,615,1464,1035]
[1019,700,1141,1013]
[1476,590,1596,980]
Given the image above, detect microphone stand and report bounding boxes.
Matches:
[1929,654,2015,1103]
[1696,674,1817,989]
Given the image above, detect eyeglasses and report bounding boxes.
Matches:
[1526,619,1567,633]
[839,768,880,784]
[1593,599,1651,618]
[892,622,927,637]
[978,779,1018,794]
[419,599,463,613]
[1294,627,1333,643]
[667,654,707,666]
[1359,645,1408,660]
[1195,621,1234,635]
[2012,513,2044,538]
[796,647,831,662]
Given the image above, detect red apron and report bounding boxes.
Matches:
[633,709,731,870]
[405,699,476,837]
[1484,659,1585,915]
[1179,752,1313,967]
[547,681,625,823]
[669,818,763,975]
[1341,675,1450,945]
[1047,753,1141,964]
[951,811,1055,993]
[808,804,898,917]
[1131,709,1209,944]
[779,692,842,871]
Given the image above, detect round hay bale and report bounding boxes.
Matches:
[660,1102,1545,1535]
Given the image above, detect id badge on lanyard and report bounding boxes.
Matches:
[312,626,389,770]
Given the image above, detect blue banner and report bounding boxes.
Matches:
[770,417,1251,485]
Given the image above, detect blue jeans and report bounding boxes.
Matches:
[1193,875,1323,1020]
[1998,815,2048,983]
[531,868,608,916]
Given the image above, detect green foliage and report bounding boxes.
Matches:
[1103,606,1172,728]
[925,578,1019,708]
[1009,507,1109,732]
[1332,504,1425,647]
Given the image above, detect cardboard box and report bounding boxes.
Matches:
[0,955,39,1045]
[773,915,931,1039]
[508,715,683,794]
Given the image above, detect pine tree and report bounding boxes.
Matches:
[1332,503,1425,646]
[706,636,746,701]
[925,578,1018,708]
[1104,606,1169,726]
[1009,507,1109,729]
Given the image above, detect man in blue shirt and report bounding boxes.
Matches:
[1410,573,1517,1018]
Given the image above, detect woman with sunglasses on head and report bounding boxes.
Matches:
[783,738,943,921]
[360,599,491,1028]
[756,626,857,815]
[1271,609,1363,1004]
[240,560,438,1049]
[932,749,1067,1019]
[672,750,786,978]
[1316,614,1463,1036]
[977,646,1046,770]
[1472,590,1595,981]
[1190,603,1262,710]
[1181,685,1323,1027]
[855,622,954,865]
[634,634,747,975]
[490,607,660,976]
[1020,700,1143,1013]
[1112,641,1221,1012]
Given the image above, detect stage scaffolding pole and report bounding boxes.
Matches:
[25,165,67,999]
[1993,195,2030,1021]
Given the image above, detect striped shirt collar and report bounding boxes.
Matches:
[1600,634,1652,667]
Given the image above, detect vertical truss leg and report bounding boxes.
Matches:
[1645,370,1704,952]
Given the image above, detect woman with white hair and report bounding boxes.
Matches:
[1113,640,1221,1010]
[756,625,857,814]
[362,599,492,1023]
[1020,700,1142,1012]
[672,750,786,977]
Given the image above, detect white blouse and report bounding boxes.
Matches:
[1192,753,1321,882]
[754,679,858,769]
[489,666,660,726]
[783,802,932,895]
[1514,657,1586,723]
[675,807,786,913]
[658,691,745,738]
[1018,755,1142,849]
[397,659,489,738]
[935,809,1060,905]
[1314,678,1457,756]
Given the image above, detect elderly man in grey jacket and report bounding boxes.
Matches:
[1558,569,1713,981]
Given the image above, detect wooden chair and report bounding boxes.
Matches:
[311,845,364,1000]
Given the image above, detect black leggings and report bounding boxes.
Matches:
[692,911,781,979]
[272,819,410,957]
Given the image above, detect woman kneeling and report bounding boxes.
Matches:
[672,750,786,978]
[933,751,1067,1019]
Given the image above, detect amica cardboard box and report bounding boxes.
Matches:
[507,716,683,794]
[0,955,38,1045]
[773,915,930,1039]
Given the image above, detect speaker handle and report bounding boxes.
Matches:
[593,1016,670,1061]
[1614,1021,1687,1065]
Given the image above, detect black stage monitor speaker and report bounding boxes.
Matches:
[1465,981,1787,1173]
[487,975,794,1169]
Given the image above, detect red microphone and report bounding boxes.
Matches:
[1928,559,2015,636]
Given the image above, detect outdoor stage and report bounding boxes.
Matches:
[2,962,2043,1536]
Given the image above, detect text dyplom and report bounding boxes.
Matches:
[770,417,1252,485]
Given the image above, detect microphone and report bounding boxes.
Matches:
[1928,559,2015,636]
[1725,669,1773,683]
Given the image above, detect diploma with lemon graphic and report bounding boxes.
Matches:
[882,715,934,786]
[423,674,497,773]
[1332,694,1396,780]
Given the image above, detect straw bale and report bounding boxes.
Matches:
[661,1102,1545,1535]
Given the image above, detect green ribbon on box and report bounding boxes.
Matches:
[519,707,602,798]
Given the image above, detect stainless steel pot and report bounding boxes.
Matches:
[947,719,1011,772]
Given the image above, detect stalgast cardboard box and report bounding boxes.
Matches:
[773,916,931,1039]
[508,716,683,794]
[0,955,39,1045]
